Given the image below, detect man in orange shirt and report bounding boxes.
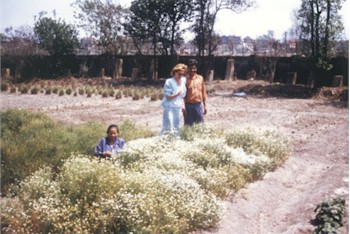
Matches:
[184,59,207,126]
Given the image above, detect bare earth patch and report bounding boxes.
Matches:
[1,79,348,234]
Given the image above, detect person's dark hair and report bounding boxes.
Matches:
[188,59,198,67]
[106,124,119,134]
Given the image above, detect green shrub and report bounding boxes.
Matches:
[10,87,17,93]
[118,119,155,142]
[58,89,65,96]
[132,91,140,100]
[109,88,115,97]
[115,90,122,99]
[1,109,67,193]
[45,87,52,94]
[313,198,346,234]
[65,87,73,95]
[78,87,85,95]
[52,86,59,94]
[20,85,29,94]
[30,86,39,94]
[102,90,109,98]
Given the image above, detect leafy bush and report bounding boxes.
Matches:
[313,198,346,234]
[45,87,52,94]
[52,86,59,94]
[20,85,29,94]
[65,87,72,95]
[10,87,16,93]
[115,90,122,99]
[30,86,39,94]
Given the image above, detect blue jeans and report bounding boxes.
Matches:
[184,103,204,126]
[161,107,182,136]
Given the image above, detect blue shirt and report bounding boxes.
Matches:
[161,77,187,108]
[95,137,125,156]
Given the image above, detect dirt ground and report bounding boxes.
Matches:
[1,79,349,234]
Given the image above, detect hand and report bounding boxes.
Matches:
[103,151,111,157]
[177,90,183,96]
[204,107,207,115]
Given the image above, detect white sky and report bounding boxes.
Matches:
[0,0,349,40]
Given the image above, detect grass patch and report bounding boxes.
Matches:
[0,109,155,195]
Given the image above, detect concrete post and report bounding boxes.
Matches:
[307,70,315,88]
[225,59,235,81]
[331,75,343,87]
[114,59,123,79]
[286,72,297,85]
[100,68,105,78]
[206,70,214,82]
[132,68,139,79]
[4,68,10,78]
[149,59,158,80]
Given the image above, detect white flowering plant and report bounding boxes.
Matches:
[1,126,290,233]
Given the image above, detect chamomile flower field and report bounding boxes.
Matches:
[1,110,289,233]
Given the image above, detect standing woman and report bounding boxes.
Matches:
[95,124,125,158]
[160,63,187,136]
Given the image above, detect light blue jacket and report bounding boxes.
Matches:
[161,77,187,108]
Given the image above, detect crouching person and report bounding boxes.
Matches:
[95,124,125,160]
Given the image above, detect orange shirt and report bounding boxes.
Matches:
[185,74,207,104]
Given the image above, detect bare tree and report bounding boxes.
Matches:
[192,0,255,57]
[72,0,127,55]
[298,0,345,69]
[124,0,192,55]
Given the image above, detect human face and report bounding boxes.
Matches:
[188,65,197,76]
[175,70,185,79]
[107,127,118,142]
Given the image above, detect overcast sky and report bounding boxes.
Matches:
[0,0,349,40]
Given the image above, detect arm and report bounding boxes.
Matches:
[202,78,207,114]
[94,138,105,156]
[164,79,182,100]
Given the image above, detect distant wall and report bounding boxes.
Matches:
[1,54,348,87]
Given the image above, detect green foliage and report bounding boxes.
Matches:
[1,109,68,193]
[45,87,52,94]
[118,119,155,142]
[34,11,79,56]
[52,86,59,94]
[125,0,192,55]
[65,86,73,95]
[10,87,17,93]
[298,0,345,59]
[30,86,39,94]
[0,109,154,195]
[72,0,127,55]
[313,198,346,234]
[20,85,29,94]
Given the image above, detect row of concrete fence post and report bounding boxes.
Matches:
[1,58,344,87]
